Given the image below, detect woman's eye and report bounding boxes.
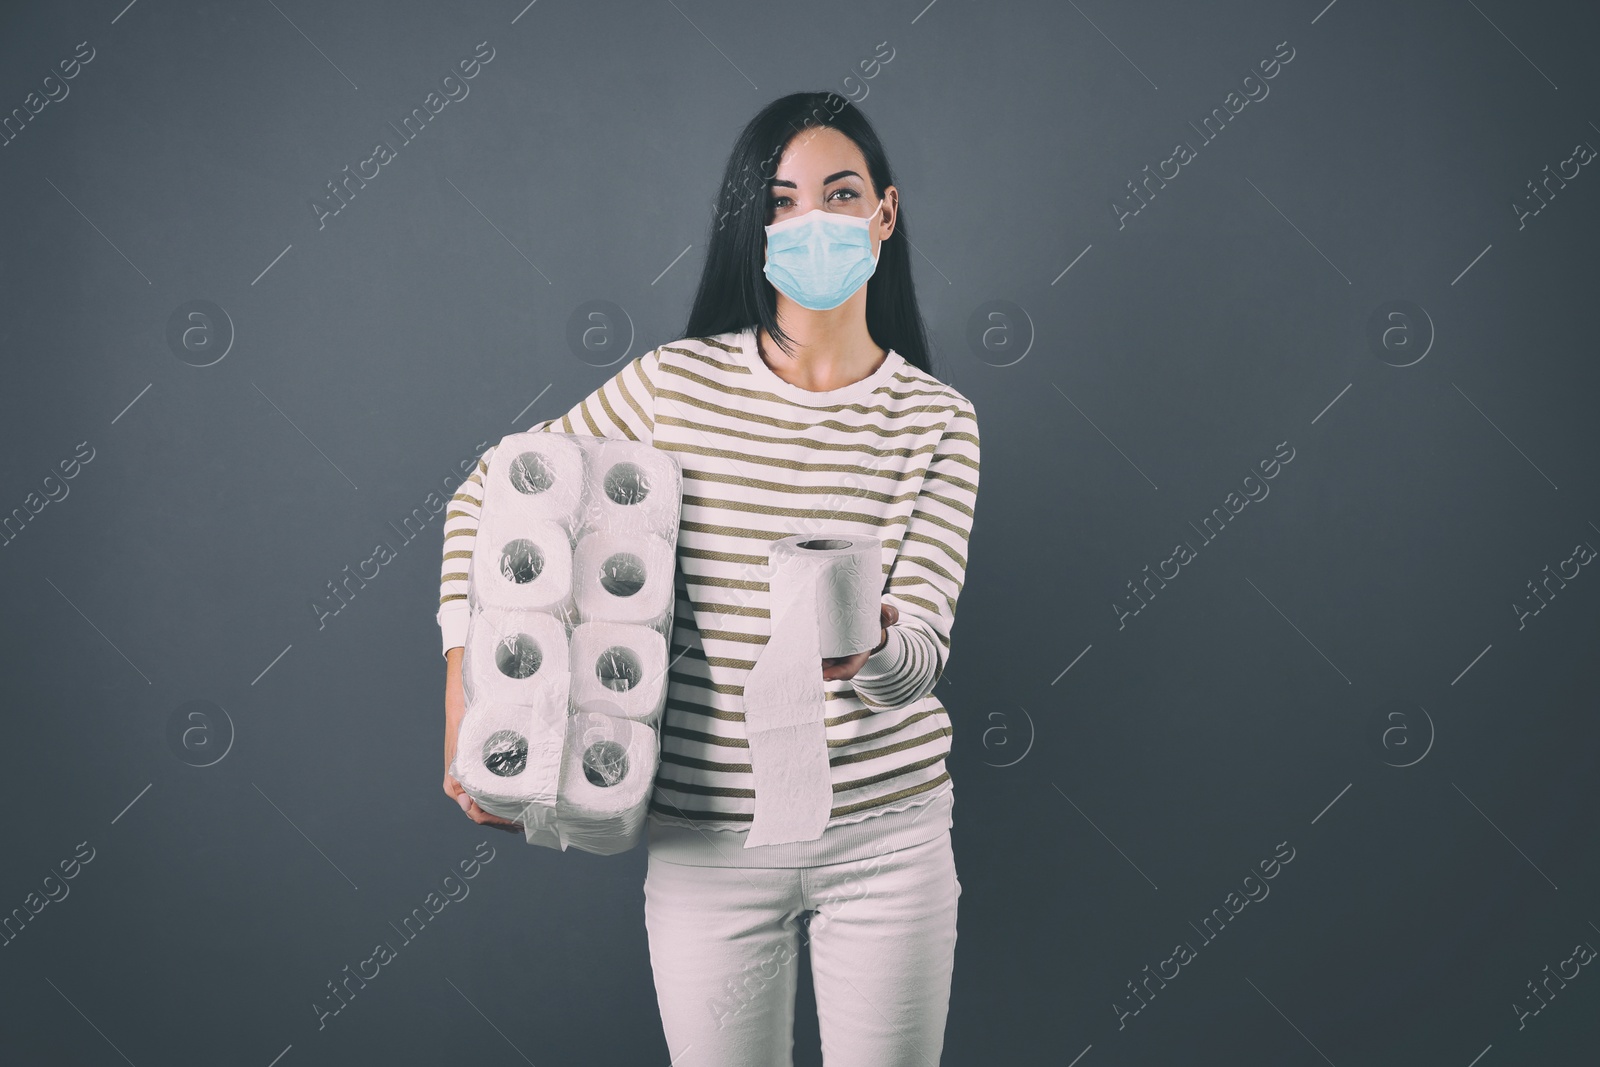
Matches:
[829,189,858,202]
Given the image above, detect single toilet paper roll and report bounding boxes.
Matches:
[580,440,682,536]
[464,607,571,708]
[573,532,675,624]
[569,621,668,724]
[555,709,660,855]
[742,535,883,848]
[483,432,586,529]
[452,692,569,822]
[470,515,574,612]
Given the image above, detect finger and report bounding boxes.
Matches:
[471,807,521,832]
[823,653,867,680]
[467,799,515,828]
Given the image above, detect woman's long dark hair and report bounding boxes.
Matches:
[680,91,936,378]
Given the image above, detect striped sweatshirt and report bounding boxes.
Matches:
[438,326,980,843]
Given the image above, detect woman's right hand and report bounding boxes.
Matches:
[444,647,524,834]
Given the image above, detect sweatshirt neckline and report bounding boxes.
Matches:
[731,326,903,405]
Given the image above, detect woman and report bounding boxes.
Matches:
[438,91,980,1066]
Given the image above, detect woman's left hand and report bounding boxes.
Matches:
[823,603,899,681]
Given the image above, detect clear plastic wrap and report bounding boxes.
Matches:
[450,431,681,854]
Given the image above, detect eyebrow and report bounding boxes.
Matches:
[769,169,862,189]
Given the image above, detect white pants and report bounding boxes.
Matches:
[643,830,961,1066]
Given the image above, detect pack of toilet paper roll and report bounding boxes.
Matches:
[450,431,682,856]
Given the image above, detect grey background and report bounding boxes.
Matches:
[2,0,1597,1063]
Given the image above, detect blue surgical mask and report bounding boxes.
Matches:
[763,197,885,311]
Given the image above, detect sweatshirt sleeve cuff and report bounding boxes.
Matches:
[439,603,469,657]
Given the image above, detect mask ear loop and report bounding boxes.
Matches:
[867,195,886,264]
